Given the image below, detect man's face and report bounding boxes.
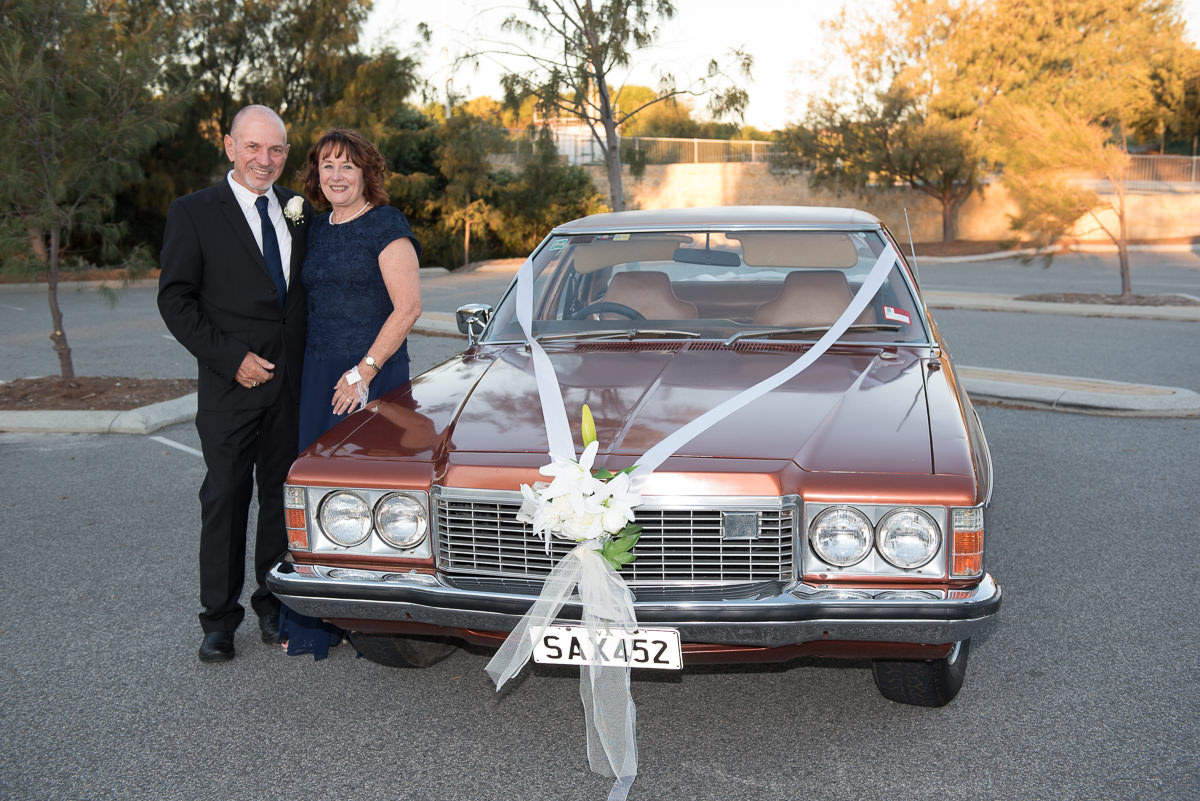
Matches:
[224,112,289,194]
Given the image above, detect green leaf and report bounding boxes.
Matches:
[599,525,641,571]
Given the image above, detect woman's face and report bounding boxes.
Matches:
[318,147,365,210]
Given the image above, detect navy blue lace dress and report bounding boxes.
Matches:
[297,205,422,452]
[283,204,421,659]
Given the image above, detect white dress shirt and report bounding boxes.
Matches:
[226,171,294,285]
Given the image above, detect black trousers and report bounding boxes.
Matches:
[194,379,298,634]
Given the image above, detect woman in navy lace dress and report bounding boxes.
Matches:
[282,128,422,658]
[297,128,422,452]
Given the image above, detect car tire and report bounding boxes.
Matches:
[871,639,970,707]
[348,632,458,668]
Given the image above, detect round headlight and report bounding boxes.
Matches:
[876,508,941,569]
[374,494,429,550]
[809,506,873,567]
[318,491,372,546]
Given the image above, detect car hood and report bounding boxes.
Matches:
[314,343,936,475]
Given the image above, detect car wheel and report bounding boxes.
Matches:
[348,632,458,668]
[871,639,970,707]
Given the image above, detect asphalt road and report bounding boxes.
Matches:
[2,250,1198,799]
[2,407,1196,800]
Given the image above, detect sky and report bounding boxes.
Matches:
[366,0,1200,133]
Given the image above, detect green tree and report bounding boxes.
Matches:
[493,127,607,255]
[791,0,1192,248]
[780,87,981,241]
[435,113,507,265]
[992,101,1137,295]
[0,0,179,377]
[117,6,423,262]
[496,0,750,211]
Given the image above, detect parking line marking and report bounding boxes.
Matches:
[150,435,202,458]
[1,303,25,311]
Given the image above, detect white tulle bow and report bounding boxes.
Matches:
[485,542,638,800]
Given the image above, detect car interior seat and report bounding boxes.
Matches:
[751,270,874,327]
[599,271,699,319]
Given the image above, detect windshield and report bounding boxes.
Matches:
[483,229,928,344]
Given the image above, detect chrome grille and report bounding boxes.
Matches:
[434,489,795,584]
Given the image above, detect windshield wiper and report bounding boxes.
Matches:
[535,328,702,343]
[724,323,901,346]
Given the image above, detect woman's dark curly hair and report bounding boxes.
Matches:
[303,128,389,209]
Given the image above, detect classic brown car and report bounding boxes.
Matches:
[268,206,999,706]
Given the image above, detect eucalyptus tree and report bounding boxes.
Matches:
[784,0,1194,259]
[496,0,750,211]
[0,0,179,377]
[779,86,981,242]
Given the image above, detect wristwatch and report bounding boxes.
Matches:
[363,355,381,373]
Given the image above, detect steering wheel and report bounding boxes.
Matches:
[571,301,646,320]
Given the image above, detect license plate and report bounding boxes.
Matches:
[531,625,682,670]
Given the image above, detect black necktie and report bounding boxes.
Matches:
[255,195,287,308]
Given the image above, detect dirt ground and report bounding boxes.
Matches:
[0,376,197,411]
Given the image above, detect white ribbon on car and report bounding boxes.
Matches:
[486,243,900,801]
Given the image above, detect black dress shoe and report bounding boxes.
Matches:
[258,614,282,645]
[198,631,235,663]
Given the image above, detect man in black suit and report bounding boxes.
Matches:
[158,105,310,663]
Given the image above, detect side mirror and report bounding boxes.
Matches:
[456,303,492,345]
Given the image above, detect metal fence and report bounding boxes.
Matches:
[1121,155,1200,190]
[622,135,777,164]
[504,129,778,165]
[503,130,1200,190]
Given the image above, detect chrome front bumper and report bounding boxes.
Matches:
[268,562,1000,647]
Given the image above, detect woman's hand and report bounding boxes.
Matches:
[331,366,373,416]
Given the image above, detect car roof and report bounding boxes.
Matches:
[551,206,884,234]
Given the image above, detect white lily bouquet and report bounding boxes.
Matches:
[516,404,642,570]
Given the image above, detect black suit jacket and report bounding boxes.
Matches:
[158,180,310,411]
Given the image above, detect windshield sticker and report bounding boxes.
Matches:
[549,238,567,251]
[883,305,912,325]
[612,234,630,241]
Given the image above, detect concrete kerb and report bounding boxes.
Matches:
[957,367,1200,418]
[0,393,199,434]
[923,291,1200,321]
[916,241,1200,264]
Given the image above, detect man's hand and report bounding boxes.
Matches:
[235,353,275,389]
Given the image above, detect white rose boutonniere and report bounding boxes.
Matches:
[284,196,305,225]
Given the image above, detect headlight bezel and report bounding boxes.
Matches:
[803,502,949,579]
[306,487,432,558]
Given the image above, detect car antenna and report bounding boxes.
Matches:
[903,208,921,287]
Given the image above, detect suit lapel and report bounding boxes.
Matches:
[275,186,308,283]
[217,179,270,280]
